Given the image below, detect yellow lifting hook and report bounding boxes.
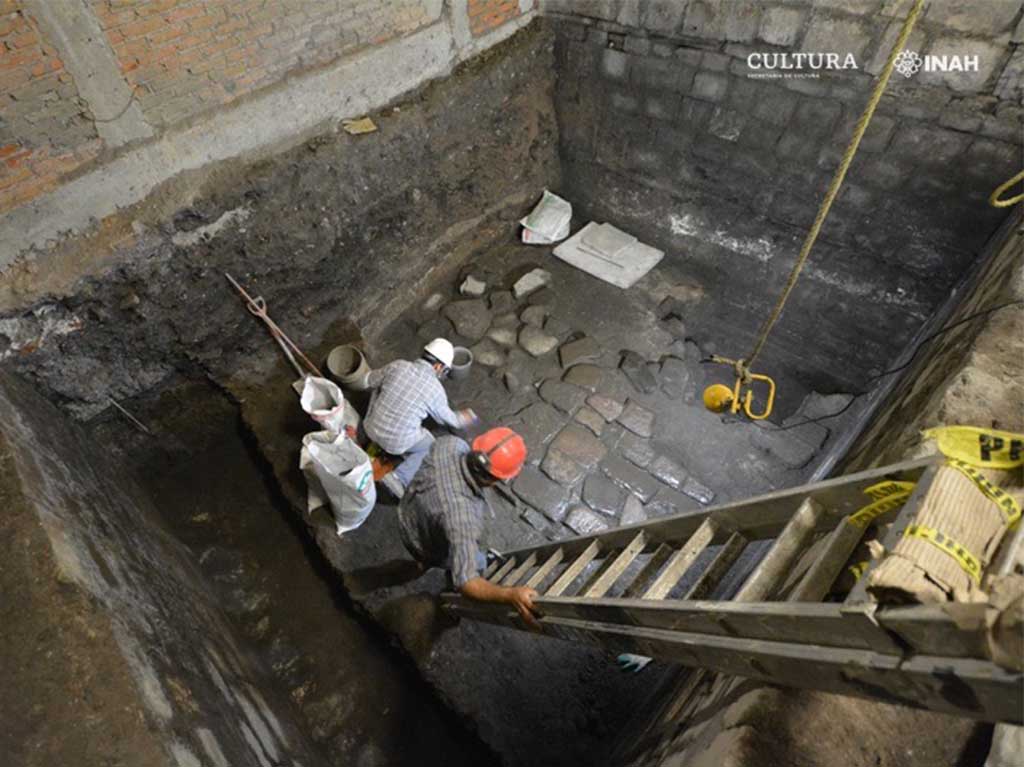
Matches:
[702,357,776,420]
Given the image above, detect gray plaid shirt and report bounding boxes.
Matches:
[363,359,466,454]
[398,436,486,589]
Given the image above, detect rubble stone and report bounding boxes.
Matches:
[620,495,647,526]
[574,407,605,437]
[526,286,555,305]
[539,379,588,414]
[648,486,699,516]
[583,473,627,516]
[443,299,491,341]
[488,326,519,347]
[418,315,454,341]
[521,305,548,328]
[566,507,610,536]
[513,466,568,522]
[503,370,531,395]
[422,292,445,311]
[544,315,572,337]
[513,268,552,299]
[470,338,505,367]
[489,290,514,313]
[521,507,550,533]
[663,317,687,341]
[681,476,716,505]
[618,400,656,438]
[600,454,662,502]
[563,364,604,391]
[550,423,607,468]
[620,351,659,394]
[659,356,691,399]
[587,393,624,422]
[559,336,601,368]
[649,455,688,490]
[460,275,487,297]
[491,311,519,329]
[519,325,559,357]
[541,447,586,487]
[619,430,654,468]
[512,402,565,447]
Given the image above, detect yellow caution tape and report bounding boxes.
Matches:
[848,561,868,580]
[923,426,1024,469]
[848,490,914,528]
[946,458,1021,529]
[863,480,917,502]
[904,523,982,584]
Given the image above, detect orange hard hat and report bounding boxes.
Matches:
[471,427,527,480]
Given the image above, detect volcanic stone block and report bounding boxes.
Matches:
[681,476,716,505]
[488,326,519,347]
[470,338,505,368]
[521,305,548,328]
[489,290,514,313]
[539,379,588,414]
[541,447,586,487]
[544,315,572,338]
[618,400,656,438]
[759,6,804,46]
[521,507,550,533]
[513,268,552,299]
[620,495,647,526]
[648,486,700,517]
[460,275,486,297]
[503,370,531,395]
[692,72,727,102]
[587,393,624,422]
[649,455,688,491]
[600,454,662,503]
[618,430,654,468]
[566,507,610,536]
[513,402,565,447]
[559,336,601,368]
[491,311,519,329]
[443,299,491,341]
[663,317,687,341]
[527,286,555,305]
[574,407,605,437]
[417,315,454,340]
[519,326,559,357]
[659,357,691,400]
[563,364,604,392]
[513,466,568,522]
[583,473,627,516]
[750,423,826,470]
[620,351,658,394]
[550,424,607,469]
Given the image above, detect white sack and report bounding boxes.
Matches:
[520,189,572,244]
[300,376,358,434]
[300,430,376,535]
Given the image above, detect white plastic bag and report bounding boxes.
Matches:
[520,189,572,244]
[300,376,358,434]
[300,430,376,535]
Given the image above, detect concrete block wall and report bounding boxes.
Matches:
[543,0,1023,394]
[0,0,535,245]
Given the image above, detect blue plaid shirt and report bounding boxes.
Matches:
[364,359,467,454]
[398,436,486,589]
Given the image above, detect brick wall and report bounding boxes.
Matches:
[470,0,529,37]
[547,1,1023,394]
[0,3,102,212]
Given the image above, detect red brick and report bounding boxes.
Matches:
[0,142,20,158]
[164,4,203,23]
[120,16,166,39]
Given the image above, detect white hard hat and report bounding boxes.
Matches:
[424,338,455,368]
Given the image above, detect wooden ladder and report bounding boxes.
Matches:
[442,456,1023,724]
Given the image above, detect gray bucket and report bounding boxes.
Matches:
[450,346,473,380]
[326,344,370,390]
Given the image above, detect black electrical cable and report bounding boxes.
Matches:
[753,299,1024,432]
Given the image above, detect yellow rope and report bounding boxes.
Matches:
[989,169,1024,208]
[740,0,927,375]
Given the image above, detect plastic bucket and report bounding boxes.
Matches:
[326,345,370,390]
[450,347,473,380]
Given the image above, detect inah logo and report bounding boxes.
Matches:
[893,49,922,77]
[893,49,979,78]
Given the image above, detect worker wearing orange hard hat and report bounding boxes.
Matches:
[397,426,540,628]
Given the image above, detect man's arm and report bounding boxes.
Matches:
[460,577,541,631]
[363,362,392,390]
[425,384,475,431]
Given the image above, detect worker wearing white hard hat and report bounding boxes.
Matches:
[362,338,477,497]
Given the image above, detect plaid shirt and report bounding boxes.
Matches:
[398,436,486,589]
[363,359,466,454]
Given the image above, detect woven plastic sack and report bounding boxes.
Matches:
[300,430,376,535]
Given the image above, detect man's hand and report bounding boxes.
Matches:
[459,408,479,427]
[505,586,541,631]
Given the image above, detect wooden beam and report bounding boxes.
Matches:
[583,533,647,598]
[501,553,536,587]
[790,518,865,602]
[643,520,715,600]
[684,532,747,600]
[623,544,674,598]
[524,548,564,590]
[546,541,600,597]
[737,498,824,601]
[489,556,517,584]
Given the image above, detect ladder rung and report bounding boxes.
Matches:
[684,532,747,600]
[737,498,824,602]
[790,517,865,602]
[642,519,716,600]
[546,541,601,596]
[482,557,502,580]
[582,533,648,598]
[489,556,517,584]
[623,543,674,598]
[525,548,564,590]
[501,553,537,587]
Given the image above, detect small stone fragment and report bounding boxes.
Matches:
[600,453,662,503]
[620,350,659,394]
[563,364,604,391]
[663,316,687,341]
[513,466,569,522]
[521,305,548,328]
[681,476,716,505]
[460,275,487,297]
[587,393,624,422]
[503,370,531,395]
[539,379,588,414]
[583,474,626,516]
[541,447,586,487]
[618,400,656,438]
[519,325,559,357]
[544,315,572,337]
[619,430,654,468]
[649,455,689,491]
[575,407,605,437]
[513,268,552,299]
[660,356,691,399]
[443,299,491,341]
[470,338,505,367]
[620,495,647,526]
[489,290,514,313]
[521,507,550,533]
[423,292,445,311]
[550,423,607,468]
[566,507,610,536]
[487,326,519,347]
[559,336,601,368]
